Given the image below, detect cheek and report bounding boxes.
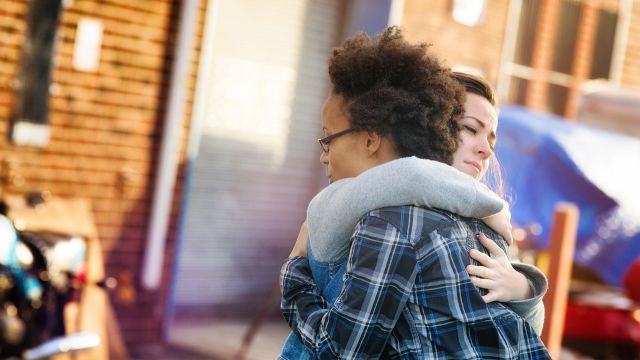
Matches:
[451,151,462,166]
[457,132,471,147]
[455,135,472,156]
[328,148,346,173]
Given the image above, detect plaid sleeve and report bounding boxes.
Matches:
[279,255,329,336]
[280,214,418,360]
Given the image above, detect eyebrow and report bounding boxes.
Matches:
[464,116,496,141]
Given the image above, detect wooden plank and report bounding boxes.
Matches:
[75,234,113,360]
[541,203,580,358]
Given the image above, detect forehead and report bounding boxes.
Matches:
[322,94,350,130]
[464,93,498,131]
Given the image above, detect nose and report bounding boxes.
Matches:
[320,150,329,164]
[474,138,492,159]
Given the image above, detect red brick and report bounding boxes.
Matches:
[0,0,206,349]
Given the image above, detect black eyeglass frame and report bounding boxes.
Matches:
[318,128,357,153]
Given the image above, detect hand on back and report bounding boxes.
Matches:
[466,233,531,302]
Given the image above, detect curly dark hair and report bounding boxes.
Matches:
[328,27,464,164]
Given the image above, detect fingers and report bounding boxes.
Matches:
[469,270,503,303]
[466,263,494,279]
[469,275,494,290]
[470,276,500,303]
[477,233,506,258]
[482,293,498,303]
[469,249,494,267]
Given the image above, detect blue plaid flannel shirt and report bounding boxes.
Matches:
[280,206,551,359]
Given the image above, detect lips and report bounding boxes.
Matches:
[464,160,482,173]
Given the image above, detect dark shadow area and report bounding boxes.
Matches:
[11,0,63,128]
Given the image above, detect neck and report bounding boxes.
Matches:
[354,138,399,176]
[372,139,400,166]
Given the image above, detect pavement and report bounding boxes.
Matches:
[165,319,290,359]
[144,318,610,360]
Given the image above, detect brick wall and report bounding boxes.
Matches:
[0,0,206,348]
[401,0,510,84]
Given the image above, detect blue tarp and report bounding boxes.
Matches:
[495,106,640,286]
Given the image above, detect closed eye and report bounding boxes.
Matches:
[463,125,477,134]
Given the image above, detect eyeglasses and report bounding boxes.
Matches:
[318,128,357,153]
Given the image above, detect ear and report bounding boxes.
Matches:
[365,131,382,154]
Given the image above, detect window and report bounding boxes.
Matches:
[501,0,618,118]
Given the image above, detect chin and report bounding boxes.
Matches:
[461,166,476,178]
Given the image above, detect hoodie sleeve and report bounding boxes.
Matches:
[307,157,505,261]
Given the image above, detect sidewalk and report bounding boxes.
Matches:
[163,318,605,360]
[167,319,290,359]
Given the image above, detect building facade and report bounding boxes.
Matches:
[1,0,206,348]
[403,0,640,120]
[1,0,639,352]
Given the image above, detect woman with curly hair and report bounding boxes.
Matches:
[280,27,549,359]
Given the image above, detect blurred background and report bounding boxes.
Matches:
[0,0,639,359]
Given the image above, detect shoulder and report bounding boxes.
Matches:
[363,205,460,238]
[311,178,353,203]
[308,178,353,212]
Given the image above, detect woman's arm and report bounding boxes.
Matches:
[307,157,505,262]
[482,206,514,245]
